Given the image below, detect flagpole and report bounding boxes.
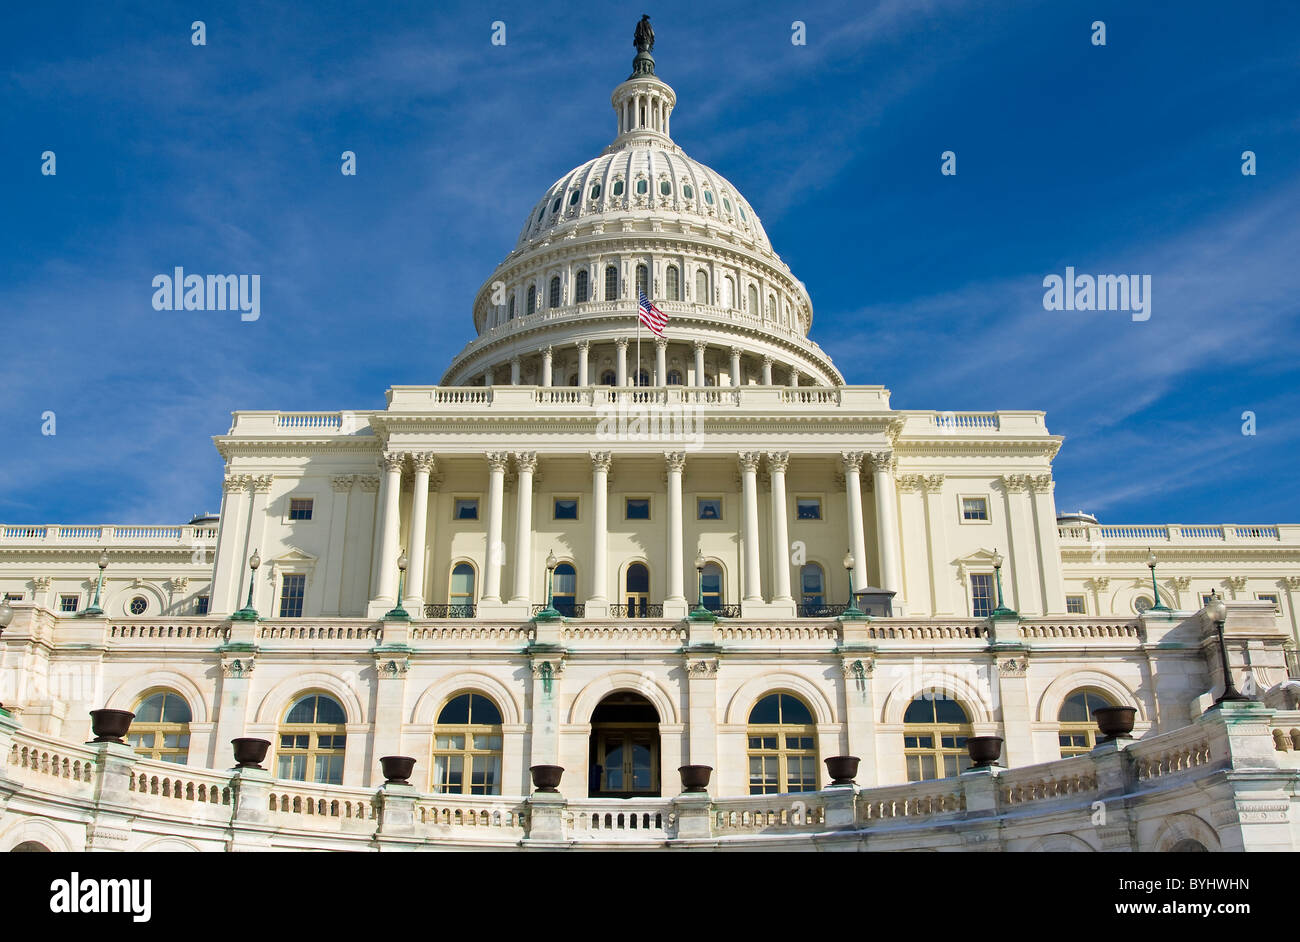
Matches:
[636,308,641,389]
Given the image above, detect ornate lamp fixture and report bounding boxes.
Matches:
[1144,549,1173,613]
[230,550,262,621]
[1205,592,1251,705]
[534,550,562,621]
[841,550,866,619]
[384,552,411,620]
[80,550,110,616]
[689,551,716,621]
[989,550,1018,619]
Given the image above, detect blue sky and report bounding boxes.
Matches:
[2,0,1297,525]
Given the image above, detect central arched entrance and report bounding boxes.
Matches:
[588,691,660,797]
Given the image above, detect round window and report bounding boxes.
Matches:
[1134,596,1153,614]
[129,596,148,615]
[683,184,694,199]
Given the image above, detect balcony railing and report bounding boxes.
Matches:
[797,602,848,618]
[424,603,476,619]
[0,523,220,545]
[610,602,664,618]
[1057,523,1289,543]
[531,602,585,618]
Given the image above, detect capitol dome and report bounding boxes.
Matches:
[441,34,842,389]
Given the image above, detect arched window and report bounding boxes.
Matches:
[666,369,683,385]
[700,562,723,611]
[433,693,503,795]
[624,562,650,618]
[903,697,973,781]
[635,369,650,387]
[575,269,589,303]
[636,263,648,298]
[722,274,735,309]
[548,275,561,308]
[747,284,758,314]
[695,270,709,303]
[600,370,616,386]
[507,294,515,320]
[277,694,347,784]
[605,265,619,301]
[1058,688,1116,757]
[526,285,537,316]
[767,295,776,319]
[665,265,680,300]
[552,562,577,616]
[449,563,475,617]
[747,693,817,794]
[128,691,192,764]
[799,563,825,611]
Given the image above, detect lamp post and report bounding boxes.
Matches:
[80,550,110,616]
[841,550,865,618]
[0,598,12,711]
[1206,592,1250,704]
[989,549,1018,619]
[230,550,262,621]
[1145,549,1172,613]
[689,551,716,621]
[384,552,411,620]
[534,550,561,621]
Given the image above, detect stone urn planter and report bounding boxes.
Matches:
[678,765,713,793]
[1094,706,1137,741]
[231,737,271,769]
[530,764,564,793]
[824,755,860,786]
[966,736,1003,769]
[89,709,135,744]
[380,755,417,784]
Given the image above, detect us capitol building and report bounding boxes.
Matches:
[1,21,1297,852]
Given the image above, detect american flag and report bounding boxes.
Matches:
[637,290,668,336]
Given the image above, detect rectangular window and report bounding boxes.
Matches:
[288,497,314,520]
[961,497,989,521]
[279,574,306,618]
[454,498,479,520]
[195,595,210,615]
[1256,593,1280,612]
[625,497,650,520]
[795,498,821,520]
[553,498,578,520]
[4,593,22,602]
[697,497,722,520]
[970,573,995,618]
[59,594,79,613]
[1065,595,1086,615]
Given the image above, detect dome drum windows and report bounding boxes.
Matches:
[526,285,537,316]
[659,178,672,197]
[549,275,561,309]
[635,263,649,298]
[612,179,625,197]
[665,265,680,301]
[589,183,602,200]
[604,265,619,301]
[682,183,694,200]
[575,269,589,304]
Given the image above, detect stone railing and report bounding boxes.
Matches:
[0,524,220,546]
[109,621,231,642]
[1058,523,1293,544]
[1,703,1297,850]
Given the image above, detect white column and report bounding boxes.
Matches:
[483,366,494,386]
[541,347,553,387]
[374,453,404,605]
[766,452,793,604]
[510,356,521,385]
[404,453,435,608]
[243,475,273,613]
[921,475,953,614]
[577,340,590,386]
[842,452,868,594]
[615,339,628,387]
[482,452,509,603]
[665,452,686,616]
[323,475,354,616]
[869,451,904,607]
[588,452,612,616]
[693,340,706,386]
[655,337,668,385]
[1029,474,1067,613]
[511,452,537,604]
[761,356,773,385]
[729,347,742,387]
[789,368,801,388]
[210,476,249,614]
[1001,475,1038,615]
[739,452,763,604]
